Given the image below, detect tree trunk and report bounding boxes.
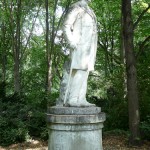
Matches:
[1,23,7,82]
[13,0,21,93]
[45,0,52,93]
[45,0,59,93]
[122,0,141,146]
[0,23,7,97]
[14,57,20,93]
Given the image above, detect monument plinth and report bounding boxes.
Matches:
[47,106,105,150]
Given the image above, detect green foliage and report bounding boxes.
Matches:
[137,42,150,140]
[0,80,49,146]
[105,69,128,131]
[0,90,48,146]
[0,93,28,146]
[140,116,150,140]
[104,129,129,137]
[26,102,48,140]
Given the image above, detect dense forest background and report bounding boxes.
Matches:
[0,0,150,147]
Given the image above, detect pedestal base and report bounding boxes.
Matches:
[47,106,106,150]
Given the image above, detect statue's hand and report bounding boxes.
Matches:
[69,42,77,50]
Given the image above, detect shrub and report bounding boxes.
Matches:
[140,116,150,140]
[0,94,28,146]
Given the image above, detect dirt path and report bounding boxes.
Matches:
[0,135,150,150]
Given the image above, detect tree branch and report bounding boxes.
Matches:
[20,5,41,61]
[136,35,150,59]
[54,0,71,39]
[133,4,150,30]
[98,41,121,65]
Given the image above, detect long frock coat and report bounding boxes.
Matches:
[63,2,97,71]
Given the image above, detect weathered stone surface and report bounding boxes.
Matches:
[47,106,101,115]
[49,124,103,131]
[48,127,103,150]
[57,0,98,107]
[47,113,105,124]
[47,106,106,150]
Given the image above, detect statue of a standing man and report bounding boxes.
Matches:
[57,0,97,107]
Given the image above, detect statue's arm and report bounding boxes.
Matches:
[63,7,80,49]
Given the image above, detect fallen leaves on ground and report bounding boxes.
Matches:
[0,140,48,150]
[0,135,150,150]
[103,135,150,150]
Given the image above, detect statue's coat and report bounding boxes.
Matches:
[63,4,97,71]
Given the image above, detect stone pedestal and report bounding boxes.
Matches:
[47,107,106,150]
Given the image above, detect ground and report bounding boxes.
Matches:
[103,135,150,150]
[0,135,150,150]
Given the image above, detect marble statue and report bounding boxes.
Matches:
[57,0,97,107]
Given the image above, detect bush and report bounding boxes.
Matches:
[0,94,29,146]
[140,116,150,140]
[0,91,49,146]
[26,105,48,140]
